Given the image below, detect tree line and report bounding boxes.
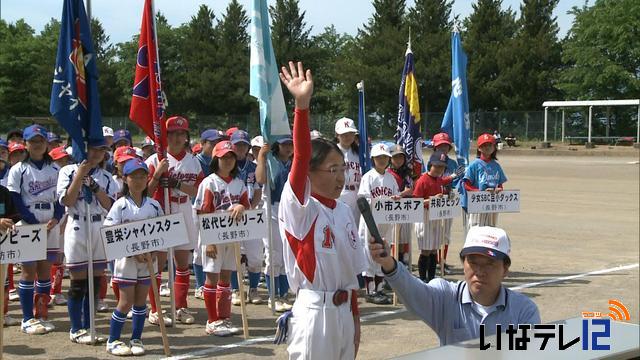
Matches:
[1,0,638,136]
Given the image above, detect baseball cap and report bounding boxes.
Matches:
[166,116,189,132]
[114,146,137,164]
[23,125,48,141]
[87,138,110,149]
[230,130,250,145]
[432,132,452,147]
[123,158,149,176]
[8,142,26,154]
[428,150,449,167]
[335,117,358,135]
[47,132,61,143]
[370,143,391,158]
[113,129,132,146]
[389,144,406,157]
[134,147,144,158]
[477,133,496,147]
[276,135,293,144]
[460,226,511,263]
[226,127,239,138]
[6,129,23,140]
[102,126,114,137]
[201,129,222,142]
[213,140,236,158]
[141,136,154,148]
[48,146,69,160]
[191,143,202,154]
[310,130,323,139]
[0,139,8,149]
[251,135,264,148]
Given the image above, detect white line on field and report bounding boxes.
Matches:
[163,262,639,360]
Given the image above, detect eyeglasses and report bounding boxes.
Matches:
[314,164,347,175]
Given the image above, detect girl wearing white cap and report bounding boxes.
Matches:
[357,143,400,304]
[334,117,362,227]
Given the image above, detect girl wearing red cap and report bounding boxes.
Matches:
[145,116,204,326]
[193,140,248,336]
[460,133,508,230]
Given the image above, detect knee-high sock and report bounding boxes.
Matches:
[418,254,428,281]
[148,274,162,314]
[131,305,146,340]
[108,309,127,343]
[216,282,232,320]
[265,274,280,299]
[67,279,86,333]
[278,274,289,298]
[374,276,384,293]
[112,282,120,302]
[34,279,51,319]
[18,280,35,321]
[50,263,64,295]
[82,277,101,329]
[248,272,261,289]
[443,245,449,261]
[98,274,107,300]
[7,265,14,291]
[230,271,239,291]
[203,283,217,323]
[427,254,437,282]
[174,267,190,309]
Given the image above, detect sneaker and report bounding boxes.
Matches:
[51,293,67,306]
[223,319,241,335]
[176,308,195,324]
[4,314,20,327]
[97,299,109,312]
[194,287,204,300]
[69,329,91,344]
[9,289,19,301]
[39,319,55,333]
[231,290,241,306]
[208,319,232,337]
[21,318,47,335]
[106,339,132,356]
[148,311,173,327]
[371,292,392,305]
[248,288,262,305]
[159,283,171,297]
[280,294,293,310]
[268,298,287,313]
[127,309,133,319]
[129,339,145,356]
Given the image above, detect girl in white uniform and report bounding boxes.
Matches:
[57,138,117,344]
[193,140,249,337]
[278,62,367,360]
[357,143,400,303]
[335,118,362,227]
[104,159,161,356]
[8,125,64,335]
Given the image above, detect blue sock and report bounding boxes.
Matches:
[230,271,239,290]
[18,280,35,321]
[265,274,280,298]
[36,278,52,296]
[67,280,85,333]
[248,272,261,289]
[278,275,290,298]
[193,263,205,289]
[108,310,127,343]
[131,305,146,340]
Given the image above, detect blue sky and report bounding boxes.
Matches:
[1,0,584,44]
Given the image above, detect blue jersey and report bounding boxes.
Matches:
[460,158,507,209]
[271,159,291,205]
[237,159,258,202]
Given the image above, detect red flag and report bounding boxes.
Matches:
[129,0,166,160]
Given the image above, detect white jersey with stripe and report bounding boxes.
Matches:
[57,164,118,215]
[278,178,367,293]
[338,145,361,190]
[193,173,249,213]
[357,168,400,200]
[145,152,204,198]
[7,160,59,206]
[103,195,164,227]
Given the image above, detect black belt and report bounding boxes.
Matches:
[72,214,102,222]
[32,203,52,210]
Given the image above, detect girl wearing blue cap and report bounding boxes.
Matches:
[103,159,161,356]
[7,125,65,335]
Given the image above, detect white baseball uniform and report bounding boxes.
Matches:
[337,144,362,227]
[57,164,117,270]
[103,196,162,286]
[357,168,399,277]
[146,152,204,251]
[237,159,264,273]
[7,160,61,258]
[193,173,249,273]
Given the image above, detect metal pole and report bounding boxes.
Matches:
[525,115,528,140]
[265,166,276,316]
[544,107,548,142]
[561,110,565,143]
[588,105,593,144]
[165,189,176,325]
[86,0,91,23]
[637,106,639,144]
[86,201,96,343]
[554,113,557,141]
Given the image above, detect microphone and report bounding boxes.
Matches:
[357,197,387,257]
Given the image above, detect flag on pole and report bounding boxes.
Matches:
[50,0,103,161]
[357,81,371,173]
[440,28,470,166]
[129,0,167,160]
[395,43,423,176]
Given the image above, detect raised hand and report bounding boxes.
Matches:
[279,61,313,110]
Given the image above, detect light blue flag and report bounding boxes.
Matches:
[440,28,470,167]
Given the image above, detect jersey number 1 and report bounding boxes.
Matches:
[322,226,334,249]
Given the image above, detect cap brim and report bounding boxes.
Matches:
[214,149,236,158]
[460,246,509,261]
[116,155,136,164]
[336,128,358,135]
[433,140,452,147]
[231,139,251,145]
[429,160,447,166]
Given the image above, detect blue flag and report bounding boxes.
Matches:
[357,81,371,173]
[50,0,103,162]
[395,45,424,175]
[440,29,470,166]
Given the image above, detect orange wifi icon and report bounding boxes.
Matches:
[607,299,630,321]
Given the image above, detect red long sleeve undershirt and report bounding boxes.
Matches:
[289,108,311,203]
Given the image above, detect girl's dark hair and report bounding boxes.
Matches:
[121,180,149,198]
[391,153,412,179]
[476,148,498,160]
[334,134,359,154]
[310,138,343,170]
[210,154,238,178]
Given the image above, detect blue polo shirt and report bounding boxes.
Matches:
[460,158,507,209]
[385,262,540,345]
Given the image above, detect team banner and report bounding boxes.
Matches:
[428,194,462,220]
[198,209,268,245]
[0,224,47,264]
[100,213,189,261]
[50,0,104,162]
[371,198,424,224]
[467,190,521,214]
[357,81,371,174]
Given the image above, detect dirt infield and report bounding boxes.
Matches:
[2,153,638,359]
